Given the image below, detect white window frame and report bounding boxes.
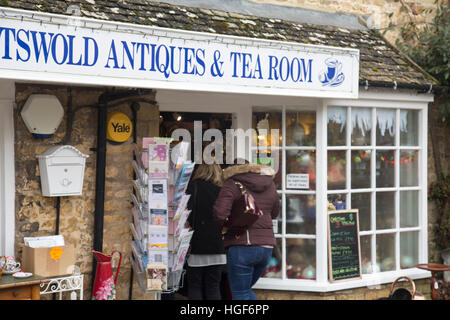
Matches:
[0,80,16,256]
[253,89,433,292]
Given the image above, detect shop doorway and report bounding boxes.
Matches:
[159,111,233,164]
[159,111,234,300]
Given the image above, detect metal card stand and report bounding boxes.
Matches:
[130,143,189,299]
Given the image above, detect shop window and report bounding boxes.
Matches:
[328,107,422,278]
[252,105,424,290]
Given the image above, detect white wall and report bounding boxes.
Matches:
[0,79,15,256]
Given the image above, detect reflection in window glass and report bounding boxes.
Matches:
[327,107,346,146]
[286,195,315,235]
[376,150,395,188]
[400,232,419,269]
[351,193,371,231]
[377,233,395,272]
[376,192,395,230]
[351,108,372,146]
[351,150,371,189]
[263,238,282,279]
[400,110,419,146]
[252,110,282,148]
[376,109,395,146]
[328,193,347,210]
[360,235,373,274]
[328,150,346,190]
[400,150,419,187]
[286,111,316,146]
[252,149,282,190]
[400,191,419,228]
[286,149,316,190]
[286,238,316,280]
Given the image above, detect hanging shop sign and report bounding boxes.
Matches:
[0,11,359,98]
[106,111,133,143]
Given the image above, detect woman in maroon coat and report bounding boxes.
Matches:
[213,163,280,300]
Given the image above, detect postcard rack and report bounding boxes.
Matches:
[130,139,194,295]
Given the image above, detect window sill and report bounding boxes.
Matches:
[253,268,431,292]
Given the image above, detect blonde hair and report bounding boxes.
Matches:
[191,164,223,186]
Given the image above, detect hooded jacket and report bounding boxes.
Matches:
[213,164,280,248]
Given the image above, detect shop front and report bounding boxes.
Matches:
[0,1,438,299]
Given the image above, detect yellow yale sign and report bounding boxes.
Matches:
[107,111,132,143]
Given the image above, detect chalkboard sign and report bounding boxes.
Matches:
[327,209,362,282]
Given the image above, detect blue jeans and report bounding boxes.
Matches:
[226,245,272,300]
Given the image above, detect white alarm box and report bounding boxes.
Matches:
[37,145,89,197]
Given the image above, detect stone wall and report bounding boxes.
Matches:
[14,83,159,300]
[251,0,438,45]
[255,278,431,300]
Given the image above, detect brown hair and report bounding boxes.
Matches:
[191,164,223,186]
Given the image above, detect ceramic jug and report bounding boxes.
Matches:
[92,250,122,300]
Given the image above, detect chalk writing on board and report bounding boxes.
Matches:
[328,210,361,282]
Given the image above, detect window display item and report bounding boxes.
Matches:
[37,145,89,197]
[92,250,122,300]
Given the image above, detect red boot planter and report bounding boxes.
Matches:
[92,250,122,300]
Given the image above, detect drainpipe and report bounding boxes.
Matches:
[91,95,108,288]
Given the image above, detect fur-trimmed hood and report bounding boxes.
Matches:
[223,163,276,193]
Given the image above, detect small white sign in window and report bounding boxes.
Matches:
[286,173,309,189]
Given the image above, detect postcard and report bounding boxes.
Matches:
[148,225,168,249]
[147,264,167,291]
[173,162,195,202]
[148,179,168,209]
[150,209,168,226]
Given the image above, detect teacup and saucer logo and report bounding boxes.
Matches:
[319,58,345,87]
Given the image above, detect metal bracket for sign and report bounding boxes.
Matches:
[327,209,362,283]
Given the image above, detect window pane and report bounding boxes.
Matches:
[400,191,419,228]
[376,150,395,188]
[274,195,282,234]
[263,238,282,279]
[360,235,373,274]
[327,107,346,146]
[351,108,372,146]
[376,109,395,146]
[286,195,315,235]
[400,110,419,146]
[376,233,395,272]
[400,150,419,187]
[286,149,316,190]
[351,193,371,231]
[328,150,346,190]
[252,110,282,148]
[351,150,371,189]
[376,192,395,230]
[252,149,282,190]
[286,110,316,146]
[286,238,316,280]
[400,231,419,269]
